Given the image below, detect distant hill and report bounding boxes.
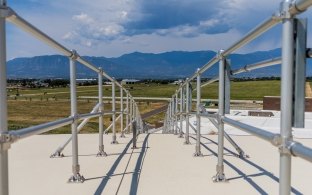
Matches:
[6,48,312,79]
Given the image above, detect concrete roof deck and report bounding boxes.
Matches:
[8,132,312,195]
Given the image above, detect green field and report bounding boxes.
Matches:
[8,80,282,100]
[7,80,286,134]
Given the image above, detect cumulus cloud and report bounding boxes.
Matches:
[7,0,290,59]
[124,0,225,34]
[153,19,229,37]
[63,13,125,46]
[121,0,281,37]
[61,0,283,43]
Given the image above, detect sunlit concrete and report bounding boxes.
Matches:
[8,131,312,195]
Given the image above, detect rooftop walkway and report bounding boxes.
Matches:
[9,131,312,195]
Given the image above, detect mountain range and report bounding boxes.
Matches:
[6,48,312,79]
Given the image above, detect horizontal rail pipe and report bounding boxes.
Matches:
[185,17,281,85]
[189,0,312,89]
[76,57,100,74]
[9,117,74,141]
[290,0,312,15]
[78,112,102,120]
[201,76,219,88]
[223,17,280,57]
[200,57,281,88]
[231,57,281,75]
[290,142,312,163]
[223,117,280,146]
[6,9,72,56]
[6,7,131,90]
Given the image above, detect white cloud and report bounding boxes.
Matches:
[199,19,220,28]
[7,0,302,60]
[72,13,94,24]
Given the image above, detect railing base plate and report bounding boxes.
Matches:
[68,173,85,183]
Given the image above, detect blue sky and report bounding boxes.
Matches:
[5,0,312,59]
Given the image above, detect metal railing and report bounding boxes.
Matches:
[0,0,144,194]
[163,0,312,194]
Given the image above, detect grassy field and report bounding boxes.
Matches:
[8,99,166,134]
[9,80,282,100]
[7,80,286,134]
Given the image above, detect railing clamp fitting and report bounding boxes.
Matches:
[0,133,11,143]
[278,1,293,19]
[271,134,282,146]
[278,137,294,155]
[0,132,17,150]
[73,114,79,122]
[217,114,224,124]
[69,50,78,60]
[217,49,225,60]
[286,141,302,157]
[0,6,14,18]
[98,67,103,74]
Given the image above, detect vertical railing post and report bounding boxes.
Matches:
[175,93,178,135]
[164,109,168,133]
[213,50,227,182]
[279,1,295,194]
[136,106,140,132]
[132,121,137,149]
[126,92,129,134]
[225,59,231,114]
[293,18,307,128]
[171,98,174,133]
[111,80,118,144]
[0,1,9,193]
[179,86,184,138]
[129,97,133,133]
[166,104,170,133]
[194,69,202,157]
[97,68,107,157]
[184,81,190,144]
[120,87,125,138]
[132,101,136,133]
[68,50,84,183]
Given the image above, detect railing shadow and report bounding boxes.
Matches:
[91,134,150,195]
[93,138,133,195]
[130,133,150,195]
[190,136,303,195]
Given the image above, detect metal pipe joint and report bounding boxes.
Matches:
[0,131,19,149]
[279,138,296,155]
[217,49,225,60]
[0,133,13,149]
[279,0,294,19]
[0,6,14,18]
[70,49,79,60]
[271,134,283,146]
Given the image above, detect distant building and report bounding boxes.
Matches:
[104,81,113,85]
[171,79,183,85]
[121,79,140,85]
[76,78,97,84]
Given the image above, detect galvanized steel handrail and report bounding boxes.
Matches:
[10,117,74,141]
[201,57,282,88]
[163,0,312,194]
[0,1,145,193]
[222,117,280,145]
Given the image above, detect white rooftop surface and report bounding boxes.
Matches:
[8,130,312,195]
[186,109,312,138]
